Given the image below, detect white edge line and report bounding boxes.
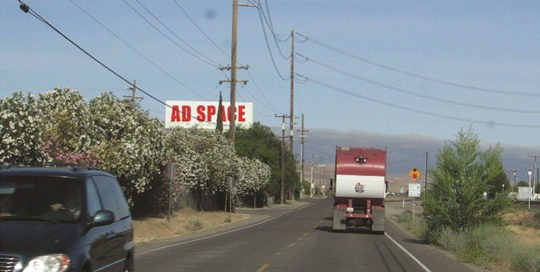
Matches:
[385,233,432,272]
[138,202,316,255]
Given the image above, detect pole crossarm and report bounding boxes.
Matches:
[219,65,249,71]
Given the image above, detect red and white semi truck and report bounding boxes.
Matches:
[332,146,387,232]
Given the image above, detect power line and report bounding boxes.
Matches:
[133,0,223,67]
[296,73,540,129]
[17,1,169,108]
[172,0,230,59]
[121,0,220,68]
[296,52,540,114]
[246,70,279,112]
[69,0,204,100]
[237,85,274,117]
[248,0,290,43]
[133,0,223,66]
[296,32,540,97]
[169,1,280,113]
[253,2,289,81]
[17,0,217,125]
[249,0,290,60]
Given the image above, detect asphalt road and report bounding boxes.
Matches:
[135,199,478,272]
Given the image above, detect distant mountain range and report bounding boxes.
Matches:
[271,127,540,182]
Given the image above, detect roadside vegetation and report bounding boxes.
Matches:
[0,88,298,217]
[393,128,539,272]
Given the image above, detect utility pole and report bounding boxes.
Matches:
[310,153,314,198]
[219,0,251,145]
[230,0,238,145]
[124,80,143,109]
[297,113,309,197]
[289,30,295,154]
[275,114,289,204]
[512,169,517,192]
[532,155,538,196]
[424,151,428,193]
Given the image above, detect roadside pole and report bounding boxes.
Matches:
[408,168,422,223]
[167,162,176,222]
[412,197,415,223]
[229,177,234,217]
[528,169,532,211]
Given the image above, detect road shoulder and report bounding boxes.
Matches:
[385,202,487,272]
[135,200,313,256]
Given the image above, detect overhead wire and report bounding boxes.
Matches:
[170,0,281,113]
[171,0,229,59]
[296,32,540,97]
[296,73,540,129]
[69,0,204,100]
[133,0,223,66]
[251,0,291,60]
[17,1,223,125]
[121,0,220,68]
[238,84,274,117]
[296,52,540,114]
[253,0,289,81]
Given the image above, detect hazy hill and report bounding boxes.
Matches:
[272,127,539,182]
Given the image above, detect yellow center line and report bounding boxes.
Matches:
[287,242,296,248]
[256,263,270,272]
[304,232,310,236]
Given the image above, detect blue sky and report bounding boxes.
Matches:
[2,0,539,149]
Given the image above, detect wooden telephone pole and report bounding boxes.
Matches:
[219,0,252,145]
[124,80,143,109]
[275,114,290,204]
[289,30,295,153]
[297,114,309,194]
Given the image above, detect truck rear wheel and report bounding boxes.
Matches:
[371,208,385,233]
[332,208,347,232]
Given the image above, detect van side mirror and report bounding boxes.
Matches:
[89,210,115,227]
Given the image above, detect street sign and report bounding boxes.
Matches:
[409,167,422,181]
[409,183,421,197]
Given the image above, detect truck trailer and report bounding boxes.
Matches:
[332,146,387,232]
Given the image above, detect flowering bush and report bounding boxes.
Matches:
[165,128,271,196]
[0,92,45,165]
[1,88,271,210]
[87,93,166,205]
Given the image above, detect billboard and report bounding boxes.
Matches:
[165,100,253,129]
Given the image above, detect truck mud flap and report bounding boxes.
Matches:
[332,208,347,231]
[371,208,385,233]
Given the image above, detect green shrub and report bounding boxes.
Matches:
[434,223,540,271]
[510,246,540,272]
[185,219,203,231]
[397,211,412,223]
[396,211,427,238]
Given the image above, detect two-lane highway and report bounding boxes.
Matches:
[135,199,476,272]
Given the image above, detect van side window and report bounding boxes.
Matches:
[92,176,130,220]
[86,179,101,217]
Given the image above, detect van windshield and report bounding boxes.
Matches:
[0,176,83,222]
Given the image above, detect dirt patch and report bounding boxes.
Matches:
[504,210,540,247]
[133,208,249,243]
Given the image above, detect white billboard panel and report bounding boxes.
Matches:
[165,100,253,129]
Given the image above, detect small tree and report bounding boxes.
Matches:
[216,91,223,133]
[423,128,512,238]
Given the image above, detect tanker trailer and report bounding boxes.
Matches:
[332,146,387,232]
